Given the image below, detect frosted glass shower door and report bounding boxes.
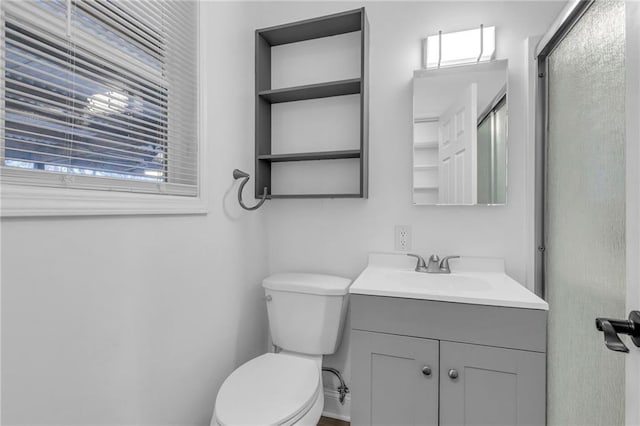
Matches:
[544,1,626,425]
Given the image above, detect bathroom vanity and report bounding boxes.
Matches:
[349,254,548,425]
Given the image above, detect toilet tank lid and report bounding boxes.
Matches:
[263,273,352,296]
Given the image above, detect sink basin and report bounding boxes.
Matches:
[388,270,492,292]
[349,253,548,310]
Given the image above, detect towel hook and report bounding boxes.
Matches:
[233,169,268,211]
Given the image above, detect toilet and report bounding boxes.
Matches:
[211,272,352,426]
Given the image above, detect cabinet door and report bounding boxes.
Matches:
[351,330,438,426]
[440,341,545,426]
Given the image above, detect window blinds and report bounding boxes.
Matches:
[1,0,198,196]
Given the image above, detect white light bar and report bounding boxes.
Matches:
[423,26,496,69]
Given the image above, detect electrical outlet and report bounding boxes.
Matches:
[394,225,411,251]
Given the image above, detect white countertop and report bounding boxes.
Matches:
[349,253,548,311]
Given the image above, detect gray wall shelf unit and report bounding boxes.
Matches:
[255,8,369,199]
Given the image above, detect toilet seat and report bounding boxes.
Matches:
[214,353,321,426]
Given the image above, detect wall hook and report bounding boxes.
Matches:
[233,169,268,211]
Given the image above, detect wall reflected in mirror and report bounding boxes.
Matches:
[412,60,508,205]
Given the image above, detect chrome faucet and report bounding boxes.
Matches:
[407,253,460,274]
[407,253,428,272]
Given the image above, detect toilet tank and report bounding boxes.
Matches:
[263,273,351,355]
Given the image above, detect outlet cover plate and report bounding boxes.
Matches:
[394,225,411,251]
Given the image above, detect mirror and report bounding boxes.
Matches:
[412,59,508,205]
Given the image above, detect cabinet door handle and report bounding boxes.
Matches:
[421,366,432,376]
[448,369,459,379]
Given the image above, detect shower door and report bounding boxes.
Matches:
[538,1,639,425]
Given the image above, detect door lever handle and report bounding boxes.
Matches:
[596,319,629,352]
[595,311,640,353]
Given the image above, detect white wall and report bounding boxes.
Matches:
[256,1,564,417]
[1,3,270,425]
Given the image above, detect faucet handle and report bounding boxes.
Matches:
[439,256,460,273]
[407,253,427,272]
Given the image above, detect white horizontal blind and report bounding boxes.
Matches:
[1,0,198,196]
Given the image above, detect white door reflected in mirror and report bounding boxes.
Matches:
[412,60,508,205]
[438,83,477,204]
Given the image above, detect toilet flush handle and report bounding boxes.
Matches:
[263,295,272,302]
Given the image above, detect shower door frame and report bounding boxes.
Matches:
[533,1,640,424]
[533,0,594,300]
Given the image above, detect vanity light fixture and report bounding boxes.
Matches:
[422,25,496,69]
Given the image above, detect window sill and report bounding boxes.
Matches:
[1,184,208,217]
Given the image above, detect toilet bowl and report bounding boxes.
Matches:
[211,273,351,426]
[212,353,324,426]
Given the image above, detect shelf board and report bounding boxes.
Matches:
[259,78,361,104]
[258,150,361,162]
[414,141,439,149]
[414,164,438,171]
[257,8,363,46]
[414,117,438,124]
[268,193,363,199]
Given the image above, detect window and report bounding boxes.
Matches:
[1,0,200,215]
[422,26,496,69]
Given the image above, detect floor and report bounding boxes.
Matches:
[318,416,350,426]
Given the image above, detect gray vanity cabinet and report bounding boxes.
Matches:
[352,330,439,426]
[439,341,545,426]
[350,294,547,426]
